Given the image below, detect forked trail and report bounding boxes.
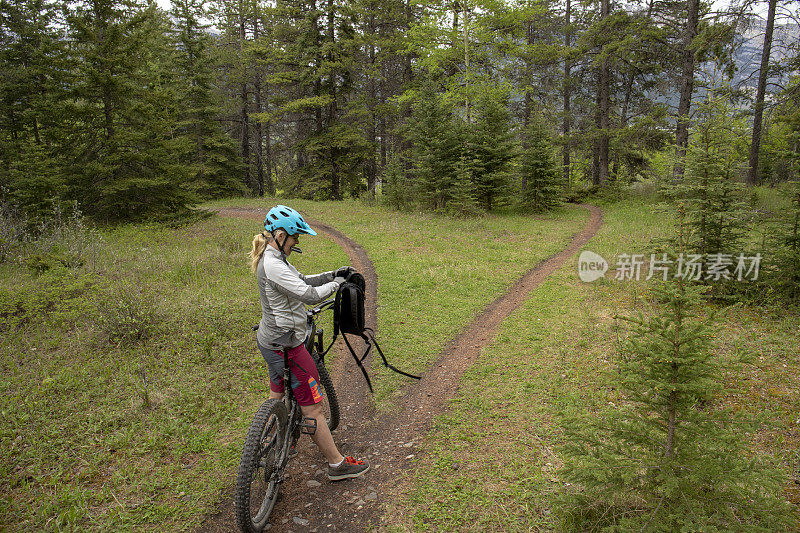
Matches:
[201,204,603,532]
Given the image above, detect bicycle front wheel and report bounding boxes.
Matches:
[314,354,340,432]
[235,399,287,533]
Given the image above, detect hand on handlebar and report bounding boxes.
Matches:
[334,266,355,278]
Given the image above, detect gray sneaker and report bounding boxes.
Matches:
[328,456,370,481]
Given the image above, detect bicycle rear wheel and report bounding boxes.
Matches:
[314,354,340,432]
[235,399,287,533]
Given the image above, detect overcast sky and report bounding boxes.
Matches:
[151,0,778,25]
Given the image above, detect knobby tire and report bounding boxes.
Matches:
[314,354,340,432]
[234,399,287,533]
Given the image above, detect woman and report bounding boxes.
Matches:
[249,204,369,481]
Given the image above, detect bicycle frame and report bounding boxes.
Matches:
[237,298,339,532]
[283,350,306,440]
[305,299,336,363]
[271,299,336,478]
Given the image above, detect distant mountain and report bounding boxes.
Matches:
[732,22,798,90]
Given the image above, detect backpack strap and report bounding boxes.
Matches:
[342,331,375,392]
[362,328,422,382]
[327,273,421,393]
[332,280,343,338]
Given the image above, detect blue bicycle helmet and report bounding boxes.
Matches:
[263,205,317,236]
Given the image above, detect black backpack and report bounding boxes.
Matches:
[329,271,420,392]
[334,272,366,336]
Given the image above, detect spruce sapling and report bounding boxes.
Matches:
[558,205,795,531]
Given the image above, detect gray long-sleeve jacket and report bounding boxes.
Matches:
[256,245,340,350]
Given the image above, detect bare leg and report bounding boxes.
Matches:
[300,403,344,465]
[269,391,344,465]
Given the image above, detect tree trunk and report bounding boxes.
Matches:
[366,13,377,197]
[380,115,387,170]
[463,1,471,123]
[747,0,777,186]
[521,20,534,193]
[327,0,340,200]
[673,0,700,182]
[665,282,685,458]
[297,120,307,172]
[665,388,677,458]
[619,0,653,132]
[264,85,275,196]
[524,20,533,128]
[597,0,610,184]
[239,13,251,191]
[95,18,115,141]
[563,0,571,188]
[253,15,265,197]
[379,58,388,175]
[311,0,323,145]
[402,0,415,183]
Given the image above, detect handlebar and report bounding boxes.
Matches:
[309,298,335,317]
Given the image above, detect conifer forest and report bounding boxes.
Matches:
[4,0,800,530]
[1,0,799,219]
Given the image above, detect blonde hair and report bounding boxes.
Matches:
[249,229,287,272]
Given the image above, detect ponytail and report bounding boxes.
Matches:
[249,232,268,272]
[249,229,288,271]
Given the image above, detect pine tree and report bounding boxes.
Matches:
[7,140,65,222]
[448,154,480,216]
[350,0,409,197]
[265,0,370,200]
[662,90,749,294]
[558,206,796,530]
[380,153,407,210]
[403,82,461,210]
[672,0,700,182]
[171,0,244,199]
[64,0,195,221]
[520,115,562,212]
[765,180,800,303]
[469,90,516,211]
[0,0,65,146]
[0,0,68,217]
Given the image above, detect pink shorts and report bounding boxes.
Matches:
[258,343,323,407]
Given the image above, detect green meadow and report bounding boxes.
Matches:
[3,194,797,531]
[384,196,800,530]
[1,199,586,531]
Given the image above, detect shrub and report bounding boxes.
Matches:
[764,181,800,303]
[0,200,101,269]
[380,154,409,211]
[519,116,563,212]
[557,208,796,530]
[97,284,160,347]
[0,201,27,263]
[0,270,99,332]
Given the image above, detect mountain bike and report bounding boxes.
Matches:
[235,299,340,533]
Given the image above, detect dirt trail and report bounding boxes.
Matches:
[200,204,603,532]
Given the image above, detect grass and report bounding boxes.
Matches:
[383,196,800,531]
[1,215,347,531]
[7,191,794,531]
[1,198,587,531]
[205,198,590,411]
